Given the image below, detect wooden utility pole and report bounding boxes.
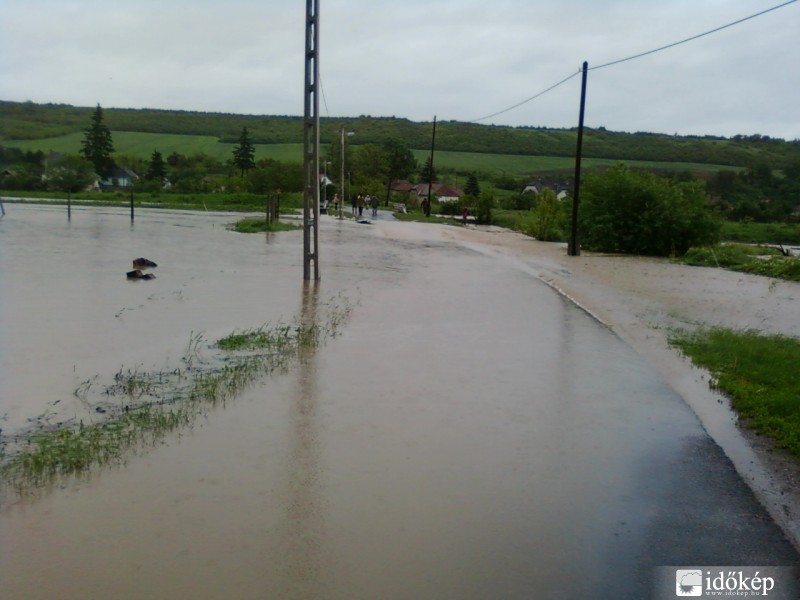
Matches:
[425,116,437,217]
[569,61,588,257]
[302,0,321,279]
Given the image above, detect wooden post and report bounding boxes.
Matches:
[426,116,437,217]
[569,61,588,257]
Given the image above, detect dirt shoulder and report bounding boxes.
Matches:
[401,221,800,552]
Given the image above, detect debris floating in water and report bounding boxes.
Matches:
[132,258,158,269]
[127,258,158,280]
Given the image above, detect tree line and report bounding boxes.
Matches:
[2,103,798,260]
[3,106,798,226]
[2,100,799,169]
[0,106,423,200]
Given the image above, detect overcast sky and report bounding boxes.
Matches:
[1,0,798,140]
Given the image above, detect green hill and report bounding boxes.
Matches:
[2,100,798,172]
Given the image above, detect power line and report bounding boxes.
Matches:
[591,0,797,71]
[319,73,331,118]
[465,0,796,123]
[469,70,580,123]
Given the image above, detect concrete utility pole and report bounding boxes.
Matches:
[568,61,588,257]
[302,0,321,280]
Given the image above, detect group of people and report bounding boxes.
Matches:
[330,193,379,217]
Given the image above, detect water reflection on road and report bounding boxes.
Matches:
[0,206,796,599]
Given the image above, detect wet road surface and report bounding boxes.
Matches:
[0,205,797,599]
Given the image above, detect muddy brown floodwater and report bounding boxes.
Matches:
[1,205,797,599]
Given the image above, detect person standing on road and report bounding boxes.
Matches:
[370,195,379,217]
[462,207,469,225]
[357,194,366,217]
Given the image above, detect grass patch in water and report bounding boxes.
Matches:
[217,322,322,351]
[230,218,300,233]
[671,328,800,457]
[0,299,352,495]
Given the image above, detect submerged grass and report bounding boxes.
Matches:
[229,218,301,234]
[671,328,800,457]
[0,299,352,496]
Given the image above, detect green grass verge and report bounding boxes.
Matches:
[720,221,800,245]
[671,329,800,457]
[679,244,800,282]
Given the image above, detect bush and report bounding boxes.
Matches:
[438,201,461,216]
[579,164,721,255]
[475,190,495,225]
[525,188,566,241]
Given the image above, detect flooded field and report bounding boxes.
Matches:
[1,205,796,599]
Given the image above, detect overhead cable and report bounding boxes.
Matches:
[591,0,797,70]
[466,0,796,123]
[469,70,580,123]
[319,73,331,118]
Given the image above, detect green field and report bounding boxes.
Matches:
[410,149,739,177]
[7,131,303,162]
[7,131,739,178]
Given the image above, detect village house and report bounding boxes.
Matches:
[101,166,139,189]
[522,178,571,200]
[391,180,465,205]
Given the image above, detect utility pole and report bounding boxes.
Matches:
[340,129,346,219]
[568,61,588,257]
[425,116,437,217]
[339,129,354,219]
[302,0,321,279]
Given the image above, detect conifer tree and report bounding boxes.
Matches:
[145,150,166,182]
[232,126,256,178]
[80,104,115,177]
[420,156,437,183]
[465,173,481,197]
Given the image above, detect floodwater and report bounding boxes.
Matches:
[0,205,797,600]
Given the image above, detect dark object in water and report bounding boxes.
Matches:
[132,258,158,269]
[126,270,156,280]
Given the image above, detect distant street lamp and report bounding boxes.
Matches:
[340,129,354,219]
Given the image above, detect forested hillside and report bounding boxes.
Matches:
[2,100,798,168]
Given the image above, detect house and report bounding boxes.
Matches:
[390,180,416,193]
[101,167,139,189]
[523,178,571,200]
[423,183,464,204]
[393,180,465,204]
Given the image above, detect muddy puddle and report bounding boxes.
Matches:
[1,205,796,599]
